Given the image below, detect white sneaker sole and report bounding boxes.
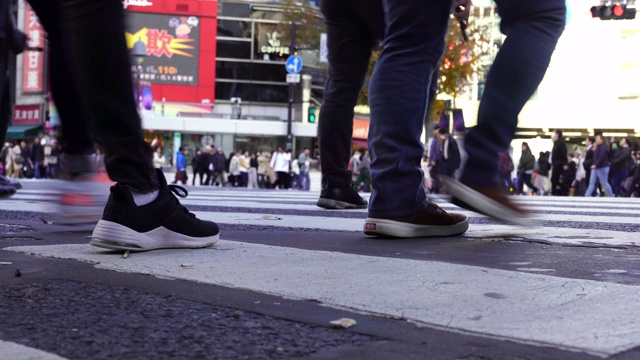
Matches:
[363,217,469,238]
[90,220,219,251]
[441,176,537,227]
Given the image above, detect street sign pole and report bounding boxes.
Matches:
[286,22,297,151]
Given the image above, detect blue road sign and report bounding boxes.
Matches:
[285,55,303,74]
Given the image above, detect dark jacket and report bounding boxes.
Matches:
[443,136,461,173]
[31,143,44,163]
[551,138,568,167]
[610,146,631,172]
[518,149,535,172]
[195,152,210,172]
[537,154,551,176]
[212,153,226,172]
[583,146,594,172]
[593,144,610,169]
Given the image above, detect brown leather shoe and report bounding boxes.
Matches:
[364,202,469,238]
[441,176,536,226]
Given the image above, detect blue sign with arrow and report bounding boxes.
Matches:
[285,55,303,74]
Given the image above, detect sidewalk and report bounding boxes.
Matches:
[162,169,323,192]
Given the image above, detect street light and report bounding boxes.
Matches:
[131,38,147,109]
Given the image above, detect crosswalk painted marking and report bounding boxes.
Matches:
[6,241,640,357]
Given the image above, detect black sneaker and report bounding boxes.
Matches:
[0,174,21,190]
[91,169,219,251]
[317,184,368,209]
[0,184,16,198]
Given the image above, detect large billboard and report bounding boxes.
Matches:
[126,13,201,86]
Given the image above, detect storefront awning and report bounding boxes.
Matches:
[6,125,42,139]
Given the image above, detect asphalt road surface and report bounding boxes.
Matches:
[1,179,639,360]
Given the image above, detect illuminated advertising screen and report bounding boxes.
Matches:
[126,13,200,86]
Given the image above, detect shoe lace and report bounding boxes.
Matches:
[168,184,196,218]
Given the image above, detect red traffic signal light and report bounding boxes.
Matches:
[591,3,636,20]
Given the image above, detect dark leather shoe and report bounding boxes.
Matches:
[0,184,17,198]
[317,185,368,209]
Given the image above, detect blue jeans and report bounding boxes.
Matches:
[585,167,613,197]
[459,0,566,188]
[367,0,451,218]
[611,169,629,196]
[299,170,311,191]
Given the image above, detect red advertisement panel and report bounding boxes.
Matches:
[21,3,45,93]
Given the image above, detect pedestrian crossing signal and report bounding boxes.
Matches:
[308,106,317,123]
[591,4,636,20]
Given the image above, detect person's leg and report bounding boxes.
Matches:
[318,0,384,188]
[524,174,538,193]
[459,0,566,188]
[58,0,158,191]
[367,0,451,218]
[585,169,598,196]
[29,0,96,175]
[599,167,614,197]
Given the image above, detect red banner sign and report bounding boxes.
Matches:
[22,3,45,93]
[13,104,43,125]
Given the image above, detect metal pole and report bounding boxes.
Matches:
[286,22,296,151]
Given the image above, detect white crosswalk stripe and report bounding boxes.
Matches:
[3,188,640,356]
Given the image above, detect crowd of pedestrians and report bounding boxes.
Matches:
[1,137,61,180]
[424,129,640,198]
[162,145,314,191]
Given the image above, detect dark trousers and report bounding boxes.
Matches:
[459,0,566,188]
[517,172,538,194]
[274,171,290,189]
[318,0,384,187]
[611,169,629,196]
[28,0,157,191]
[550,164,563,195]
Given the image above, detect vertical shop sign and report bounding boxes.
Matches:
[22,3,45,93]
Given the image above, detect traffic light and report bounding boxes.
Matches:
[308,106,317,123]
[591,3,636,20]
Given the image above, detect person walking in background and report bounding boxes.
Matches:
[516,142,539,195]
[550,129,568,196]
[585,134,614,197]
[270,146,290,190]
[498,151,515,194]
[248,152,259,189]
[257,151,270,188]
[239,150,250,188]
[438,127,461,179]
[298,147,311,191]
[428,125,443,193]
[610,138,631,196]
[535,151,551,196]
[353,148,371,192]
[30,137,45,179]
[195,147,210,186]
[443,0,565,224]
[172,147,187,185]
[191,149,202,186]
[210,148,227,187]
[152,147,166,171]
[573,150,586,196]
[45,140,60,179]
[315,0,381,209]
[228,150,241,187]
